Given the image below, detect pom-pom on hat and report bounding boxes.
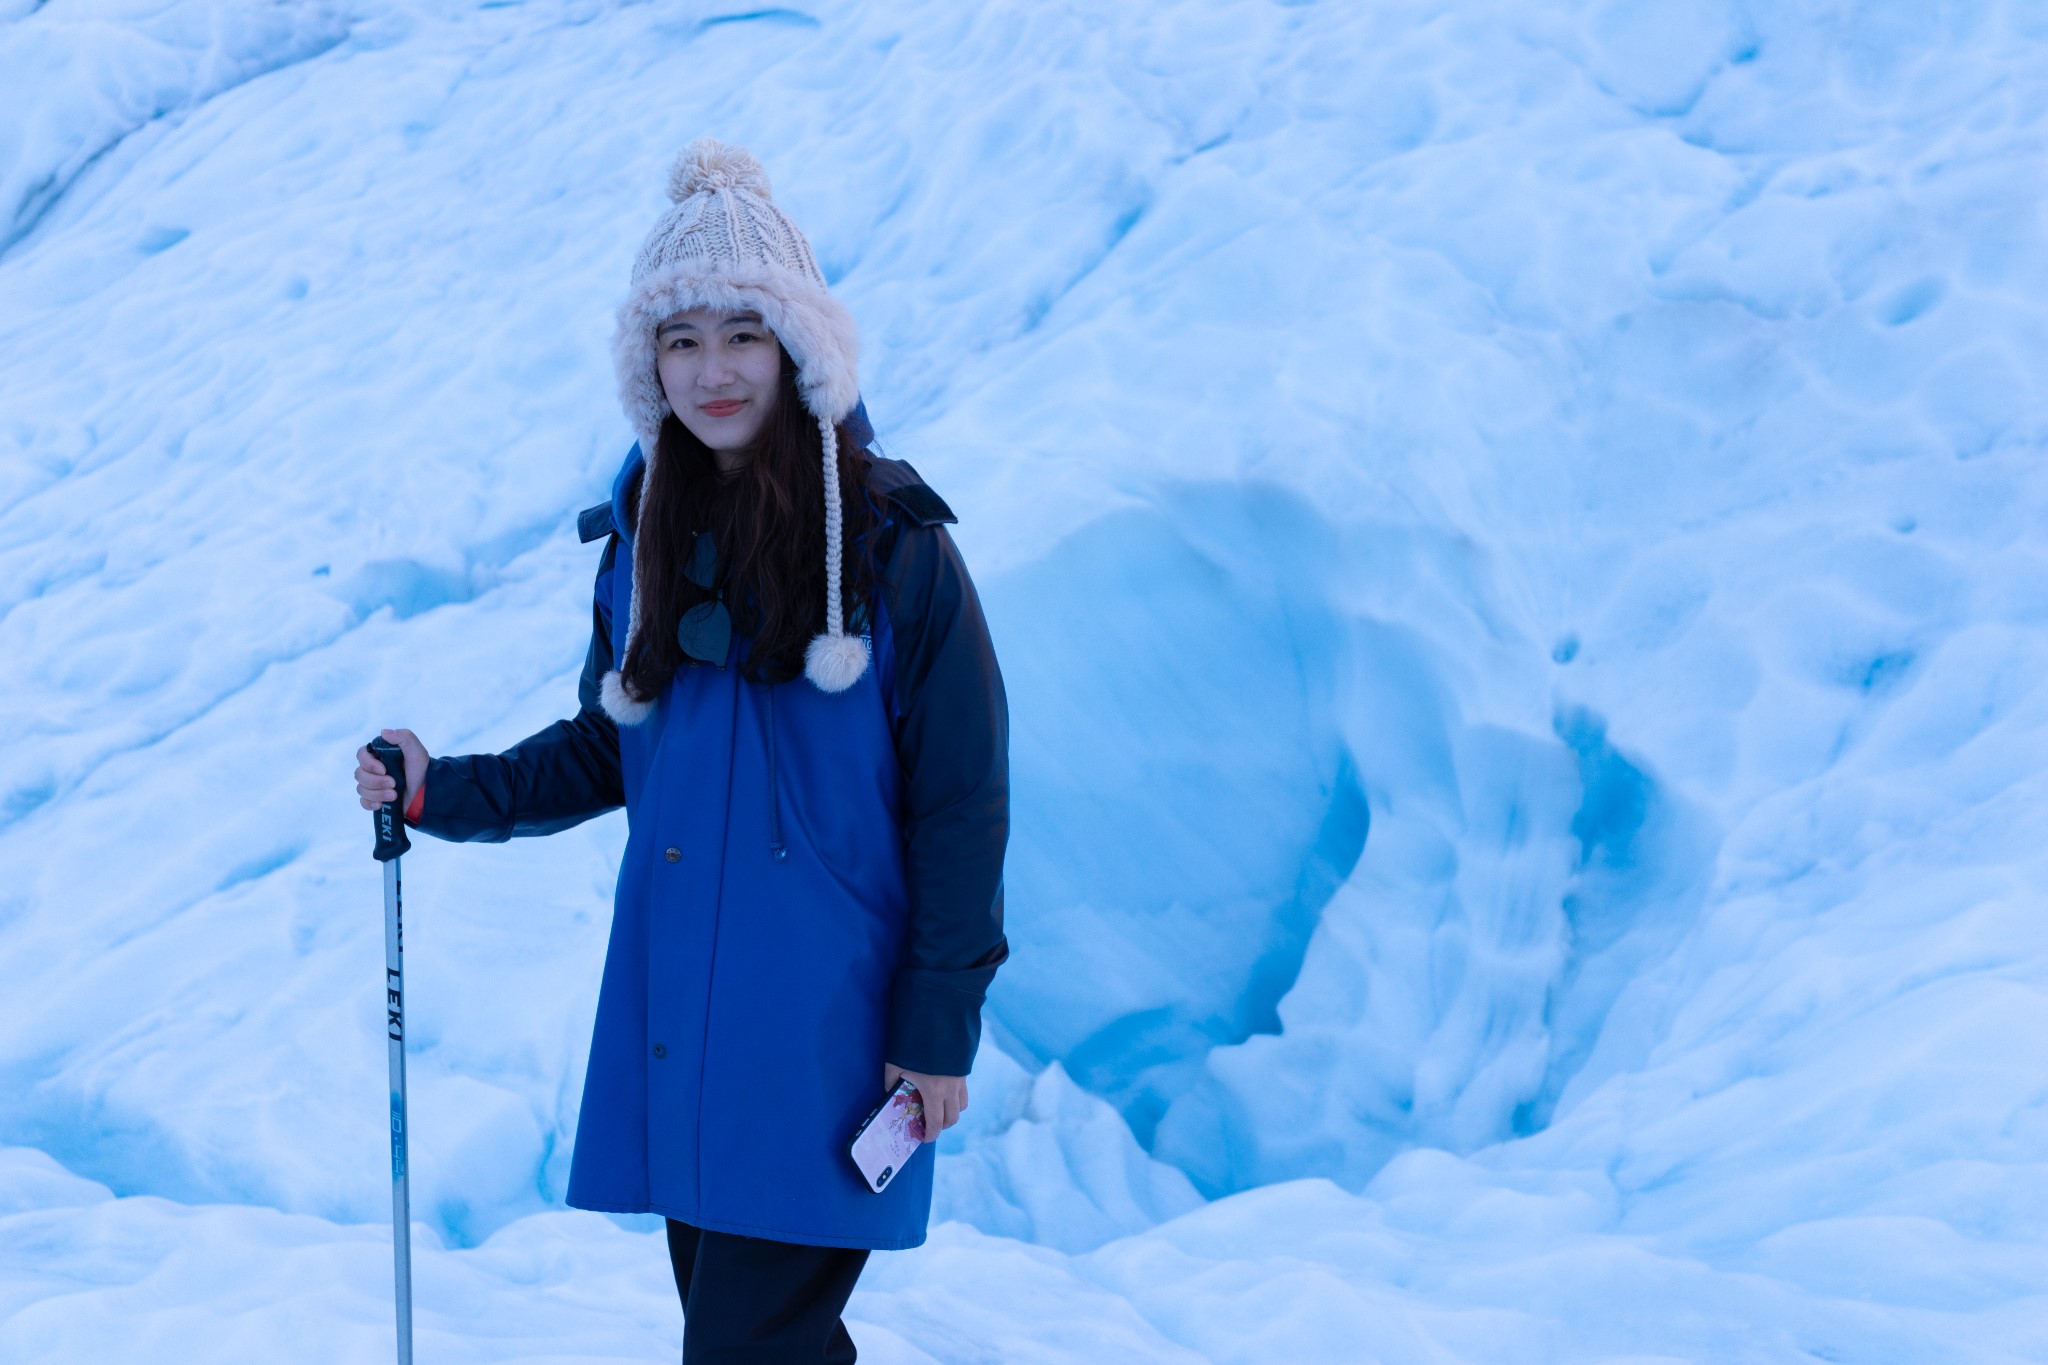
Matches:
[604,138,868,719]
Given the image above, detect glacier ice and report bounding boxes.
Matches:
[2,0,2045,1359]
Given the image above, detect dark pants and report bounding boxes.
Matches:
[666,1219,870,1364]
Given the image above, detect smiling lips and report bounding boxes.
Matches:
[699,399,745,417]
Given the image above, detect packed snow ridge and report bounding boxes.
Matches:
[1,0,2044,1360]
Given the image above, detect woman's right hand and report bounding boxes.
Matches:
[356,728,430,810]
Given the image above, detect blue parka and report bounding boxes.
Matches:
[413,418,1010,1250]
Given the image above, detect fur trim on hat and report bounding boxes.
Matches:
[612,263,861,454]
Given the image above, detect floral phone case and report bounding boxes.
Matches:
[848,1078,925,1193]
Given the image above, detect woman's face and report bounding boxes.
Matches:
[655,308,783,452]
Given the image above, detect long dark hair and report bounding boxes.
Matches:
[618,349,881,697]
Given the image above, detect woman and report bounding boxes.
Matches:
[354,139,1009,1363]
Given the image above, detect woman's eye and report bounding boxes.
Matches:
[730,331,759,344]
[668,337,696,350]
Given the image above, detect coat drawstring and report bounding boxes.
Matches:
[764,684,787,862]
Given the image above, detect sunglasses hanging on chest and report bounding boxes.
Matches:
[676,531,732,668]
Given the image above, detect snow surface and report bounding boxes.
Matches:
[3,0,2046,1359]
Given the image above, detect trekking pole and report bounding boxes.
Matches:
[367,737,415,1365]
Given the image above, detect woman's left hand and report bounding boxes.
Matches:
[884,1064,967,1143]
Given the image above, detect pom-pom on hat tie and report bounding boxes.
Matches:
[604,139,867,719]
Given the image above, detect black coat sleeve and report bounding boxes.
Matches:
[880,516,1011,1076]
[412,537,625,842]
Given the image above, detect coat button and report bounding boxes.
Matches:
[652,1043,667,1059]
[664,847,680,863]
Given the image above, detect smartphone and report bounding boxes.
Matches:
[848,1077,925,1193]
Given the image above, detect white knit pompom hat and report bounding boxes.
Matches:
[601,137,868,723]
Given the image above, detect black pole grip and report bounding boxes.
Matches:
[368,737,411,862]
